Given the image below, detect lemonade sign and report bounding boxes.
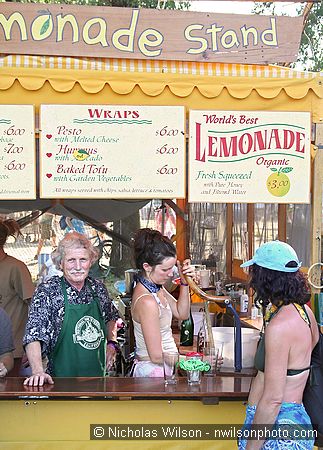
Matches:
[188,110,311,204]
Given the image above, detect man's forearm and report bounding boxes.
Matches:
[25,341,44,373]
[107,320,117,341]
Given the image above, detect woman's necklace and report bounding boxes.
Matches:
[137,275,162,293]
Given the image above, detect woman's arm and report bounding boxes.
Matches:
[305,305,320,348]
[166,259,194,320]
[246,321,289,450]
[134,295,164,364]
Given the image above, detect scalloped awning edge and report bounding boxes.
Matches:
[0,68,322,99]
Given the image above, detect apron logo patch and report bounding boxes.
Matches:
[73,315,104,350]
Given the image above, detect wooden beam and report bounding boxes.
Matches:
[311,124,323,268]
[278,204,287,241]
[226,204,233,278]
[247,204,254,260]
[175,198,189,261]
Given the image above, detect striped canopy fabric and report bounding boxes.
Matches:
[0,54,322,122]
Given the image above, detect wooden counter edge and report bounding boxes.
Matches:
[0,376,252,400]
[240,317,263,331]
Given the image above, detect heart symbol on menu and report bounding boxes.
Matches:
[46,173,52,178]
[46,153,52,158]
[46,134,52,139]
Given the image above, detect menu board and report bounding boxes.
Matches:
[40,105,185,199]
[0,105,36,199]
[189,110,311,204]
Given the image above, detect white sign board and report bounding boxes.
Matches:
[40,105,185,199]
[0,105,36,199]
[189,110,311,204]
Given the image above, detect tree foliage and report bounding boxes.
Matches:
[11,0,190,10]
[253,2,323,71]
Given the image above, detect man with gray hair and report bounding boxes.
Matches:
[23,232,119,386]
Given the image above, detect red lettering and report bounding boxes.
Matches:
[238,133,253,154]
[268,129,282,149]
[195,122,205,162]
[219,136,237,157]
[208,136,218,157]
[283,129,295,149]
[295,132,305,153]
[88,108,102,119]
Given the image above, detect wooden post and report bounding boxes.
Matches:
[278,204,287,241]
[226,204,233,278]
[247,204,254,260]
[168,198,188,261]
[311,124,323,267]
[311,124,323,339]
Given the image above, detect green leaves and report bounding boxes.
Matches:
[270,167,293,174]
[281,167,293,173]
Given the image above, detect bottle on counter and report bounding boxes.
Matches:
[180,309,194,346]
[257,305,263,318]
[240,289,249,313]
[251,303,258,320]
[196,314,207,353]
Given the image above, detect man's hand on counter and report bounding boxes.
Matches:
[23,371,54,387]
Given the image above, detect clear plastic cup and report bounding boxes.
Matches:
[203,347,219,376]
[163,352,179,385]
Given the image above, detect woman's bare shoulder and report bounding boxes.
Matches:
[132,288,158,311]
[266,305,298,338]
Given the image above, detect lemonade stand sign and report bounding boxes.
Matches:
[0,105,36,200]
[188,110,311,204]
[40,104,185,199]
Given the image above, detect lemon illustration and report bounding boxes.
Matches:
[31,13,54,41]
[266,171,291,197]
[73,149,90,161]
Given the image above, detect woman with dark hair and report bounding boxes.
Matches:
[0,219,34,375]
[131,228,195,377]
[238,240,319,450]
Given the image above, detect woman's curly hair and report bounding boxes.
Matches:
[132,228,176,271]
[249,263,311,310]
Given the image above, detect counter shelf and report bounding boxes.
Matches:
[0,375,252,402]
[0,376,252,449]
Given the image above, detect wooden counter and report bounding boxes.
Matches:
[0,375,252,400]
[0,376,251,450]
[240,317,263,331]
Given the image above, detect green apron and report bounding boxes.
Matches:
[51,278,107,377]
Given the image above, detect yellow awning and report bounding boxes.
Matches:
[1,55,322,122]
